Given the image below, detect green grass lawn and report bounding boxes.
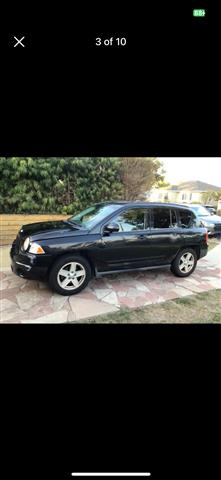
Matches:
[82,289,221,323]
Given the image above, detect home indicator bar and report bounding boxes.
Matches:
[71,474,151,477]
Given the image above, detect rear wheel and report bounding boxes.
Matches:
[49,255,91,295]
[171,248,197,277]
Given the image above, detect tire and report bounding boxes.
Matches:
[171,248,197,277]
[48,254,91,295]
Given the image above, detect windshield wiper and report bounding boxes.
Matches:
[64,220,82,228]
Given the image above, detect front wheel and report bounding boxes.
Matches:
[171,248,197,277]
[49,255,91,295]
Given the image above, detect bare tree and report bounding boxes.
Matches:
[120,157,164,200]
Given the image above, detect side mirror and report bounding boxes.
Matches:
[103,222,120,234]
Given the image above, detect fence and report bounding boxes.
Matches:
[0,214,68,246]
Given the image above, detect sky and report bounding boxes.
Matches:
[159,158,221,187]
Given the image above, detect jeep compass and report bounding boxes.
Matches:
[10,202,208,295]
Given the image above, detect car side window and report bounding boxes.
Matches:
[112,208,147,232]
[178,209,195,228]
[151,208,178,229]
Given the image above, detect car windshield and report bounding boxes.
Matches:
[190,206,210,216]
[68,203,121,229]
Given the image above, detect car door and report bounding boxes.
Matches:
[96,207,152,272]
[147,207,183,264]
[178,208,204,244]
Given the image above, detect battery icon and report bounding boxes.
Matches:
[193,9,206,17]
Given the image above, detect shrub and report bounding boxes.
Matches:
[0,157,123,214]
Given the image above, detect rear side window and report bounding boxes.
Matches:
[151,208,178,229]
[178,209,195,228]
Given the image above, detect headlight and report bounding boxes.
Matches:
[23,237,30,251]
[201,221,215,228]
[29,242,45,254]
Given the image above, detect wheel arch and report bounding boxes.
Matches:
[175,245,200,261]
[48,249,96,277]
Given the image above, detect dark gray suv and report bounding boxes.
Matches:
[187,204,221,236]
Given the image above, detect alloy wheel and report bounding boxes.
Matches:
[179,252,195,273]
[57,262,86,291]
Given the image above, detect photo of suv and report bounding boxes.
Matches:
[10,202,208,295]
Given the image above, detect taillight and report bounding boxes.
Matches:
[205,231,208,243]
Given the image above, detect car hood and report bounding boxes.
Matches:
[19,220,88,241]
[199,215,221,224]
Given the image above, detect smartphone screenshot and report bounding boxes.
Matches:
[0,2,220,479]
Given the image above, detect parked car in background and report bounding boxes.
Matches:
[203,205,217,215]
[11,202,208,295]
[186,204,221,236]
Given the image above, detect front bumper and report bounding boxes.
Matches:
[204,224,221,236]
[10,247,52,280]
[213,224,221,236]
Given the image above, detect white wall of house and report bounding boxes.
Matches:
[177,191,202,203]
[147,189,204,203]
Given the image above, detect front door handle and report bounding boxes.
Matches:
[137,234,146,239]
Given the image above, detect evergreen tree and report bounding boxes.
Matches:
[0,157,123,214]
[0,157,165,213]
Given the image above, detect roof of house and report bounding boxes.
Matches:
[169,185,179,191]
[172,181,221,192]
[147,180,221,194]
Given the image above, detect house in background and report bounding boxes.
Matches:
[146,180,221,204]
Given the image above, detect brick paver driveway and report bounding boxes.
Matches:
[1,245,221,323]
